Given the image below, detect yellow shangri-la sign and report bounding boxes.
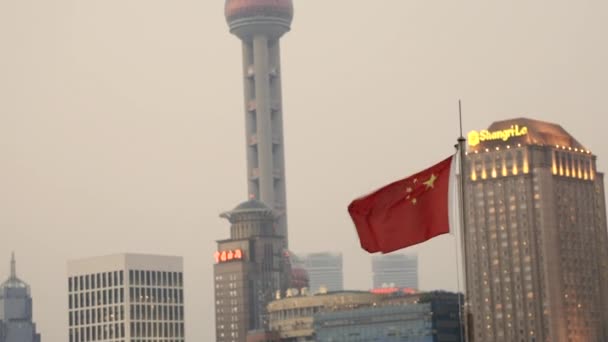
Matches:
[468,125,528,147]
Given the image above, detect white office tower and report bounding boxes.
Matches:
[67,254,184,342]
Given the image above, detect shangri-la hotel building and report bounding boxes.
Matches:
[464,118,608,342]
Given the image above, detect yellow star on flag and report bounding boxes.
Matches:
[411,198,417,205]
[423,174,437,189]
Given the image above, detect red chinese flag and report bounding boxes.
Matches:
[348,156,454,253]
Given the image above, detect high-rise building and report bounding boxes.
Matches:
[464,118,608,342]
[225,0,293,246]
[214,200,289,342]
[67,253,184,342]
[0,253,41,342]
[372,253,418,290]
[301,253,343,293]
[215,1,295,341]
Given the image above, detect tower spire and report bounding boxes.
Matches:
[225,0,294,247]
[10,252,16,279]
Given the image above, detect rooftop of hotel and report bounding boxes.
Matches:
[468,117,588,152]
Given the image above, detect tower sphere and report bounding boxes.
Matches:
[225,0,294,38]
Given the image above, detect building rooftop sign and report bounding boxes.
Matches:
[468,125,528,147]
[467,117,588,152]
[214,249,244,264]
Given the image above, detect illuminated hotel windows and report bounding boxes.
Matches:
[465,119,608,341]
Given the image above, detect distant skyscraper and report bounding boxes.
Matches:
[464,118,608,342]
[225,0,293,246]
[214,200,288,342]
[67,254,184,342]
[372,254,418,290]
[0,253,41,342]
[301,253,343,293]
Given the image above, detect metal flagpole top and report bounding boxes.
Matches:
[457,100,470,342]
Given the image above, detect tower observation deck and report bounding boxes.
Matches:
[225,0,293,246]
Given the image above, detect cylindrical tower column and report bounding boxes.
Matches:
[269,39,289,241]
[226,0,293,246]
[252,34,275,208]
[242,41,259,200]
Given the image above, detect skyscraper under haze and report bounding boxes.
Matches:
[67,254,184,342]
[464,118,608,342]
[225,0,293,246]
[372,254,418,290]
[301,253,343,293]
[214,1,294,341]
[0,253,41,342]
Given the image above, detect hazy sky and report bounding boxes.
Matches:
[2,1,607,341]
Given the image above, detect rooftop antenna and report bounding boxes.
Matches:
[10,252,16,279]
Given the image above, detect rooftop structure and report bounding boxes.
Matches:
[467,117,588,153]
[0,253,28,293]
[225,0,293,40]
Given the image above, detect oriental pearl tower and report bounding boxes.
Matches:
[225,0,293,247]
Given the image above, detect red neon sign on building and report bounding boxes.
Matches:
[214,249,244,263]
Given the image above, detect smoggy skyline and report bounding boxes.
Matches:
[2,1,607,341]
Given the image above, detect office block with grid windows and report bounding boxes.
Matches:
[67,254,184,342]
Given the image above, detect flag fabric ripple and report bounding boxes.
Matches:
[348,156,454,253]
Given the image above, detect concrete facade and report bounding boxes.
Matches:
[464,118,608,342]
[67,253,184,342]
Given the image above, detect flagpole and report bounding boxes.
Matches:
[457,100,471,342]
